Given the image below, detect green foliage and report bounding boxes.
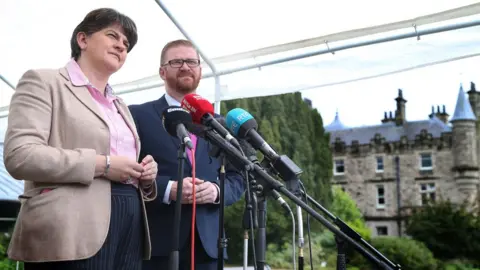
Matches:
[316,186,371,253]
[265,232,327,270]
[0,231,23,270]
[221,92,333,265]
[316,186,371,269]
[354,237,437,270]
[405,199,480,264]
[439,260,480,270]
[329,186,371,241]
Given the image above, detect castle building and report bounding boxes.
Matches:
[324,83,479,237]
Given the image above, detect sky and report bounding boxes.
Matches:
[1,0,480,129]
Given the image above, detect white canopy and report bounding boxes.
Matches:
[1,0,480,120]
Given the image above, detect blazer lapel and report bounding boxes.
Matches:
[154,96,193,169]
[60,68,107,127]
[194,136,206,163]
[115,99,141,160]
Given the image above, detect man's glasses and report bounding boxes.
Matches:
[162,59,200,68]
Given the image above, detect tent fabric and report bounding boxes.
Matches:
[1,0,480,114]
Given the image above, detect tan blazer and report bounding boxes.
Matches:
[3,66,157,262]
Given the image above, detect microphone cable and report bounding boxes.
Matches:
[235,143,259,270]
[243,172,258,270]
[190,147,197,270]
[299,180,314,270]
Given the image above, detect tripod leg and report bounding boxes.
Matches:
[243,231,249,270]
[335,235,347,270]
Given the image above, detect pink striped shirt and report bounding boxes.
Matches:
[66,59,138,187]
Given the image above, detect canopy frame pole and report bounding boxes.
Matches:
[154,0,222,114]
[114,17,480,95]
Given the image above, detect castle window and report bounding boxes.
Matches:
[334,159,345,175]
[420,153,432,170]
[376,226,388,236]
[376,156,384,172]
[376,185,386,209]
[420,183,436,205]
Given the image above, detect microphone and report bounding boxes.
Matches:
[225,108,303,195]
[181,94,241,150]
[162,106,194,150]
[238,138,290,214]
[225,108,279,161]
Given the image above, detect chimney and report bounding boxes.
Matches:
[467,81,479,117]
[428,105,435,119]
[438,105,449,124]
[381,111,389,123]
[303,98,312,108]
[395,89,407,126]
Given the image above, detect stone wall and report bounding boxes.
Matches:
[333,146,459,236]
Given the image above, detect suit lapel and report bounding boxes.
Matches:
[154,96,193,169]
[60,68,107,127]
[195,136,205,162]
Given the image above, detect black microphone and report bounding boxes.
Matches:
[238,139,290,214]
[162,106,194,150]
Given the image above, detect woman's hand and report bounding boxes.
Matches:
[139,155,157,183]
[96,155,144,182]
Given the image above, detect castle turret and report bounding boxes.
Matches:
[325,110,347,132]
[451,84,479,203]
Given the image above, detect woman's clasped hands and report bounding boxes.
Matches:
[105,155,157,183]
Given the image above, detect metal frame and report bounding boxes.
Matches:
[107,15,480,109]
[0,75,15,91]
[154,0,223,114]
[1,5,480,118]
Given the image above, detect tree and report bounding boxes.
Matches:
[221,92,333,264]
[405,199,480,263]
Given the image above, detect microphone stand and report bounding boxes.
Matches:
[262,158,306,270]
[198,129,400,270]
[217,155,227,270]
[256,193,267,270]
[300,191,402,270]
[169,142,187,270]
[242,178,258,270]
[296,205,305,270]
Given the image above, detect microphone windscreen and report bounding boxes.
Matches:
[225,108,258,138]
[162,106,193,137]
[215,116,228,128]
[181,93,214,124]
[239,139,257,158]
[184,122,208,138]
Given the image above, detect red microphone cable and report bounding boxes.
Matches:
[190,147,197,270]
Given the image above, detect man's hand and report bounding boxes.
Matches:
[192,181,218,204]
[169,177,204,203]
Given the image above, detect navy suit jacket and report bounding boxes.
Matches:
[129,96,245,258]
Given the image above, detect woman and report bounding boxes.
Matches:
[3,8,157,270]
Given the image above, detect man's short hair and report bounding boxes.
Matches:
[160,39,199,65]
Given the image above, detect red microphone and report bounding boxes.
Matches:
[181,94,214,124]
[181,93,240,149]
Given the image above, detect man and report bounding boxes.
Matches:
[129,39,245,270]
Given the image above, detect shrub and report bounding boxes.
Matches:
[355,237,437,270]
[405,199,480,263]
